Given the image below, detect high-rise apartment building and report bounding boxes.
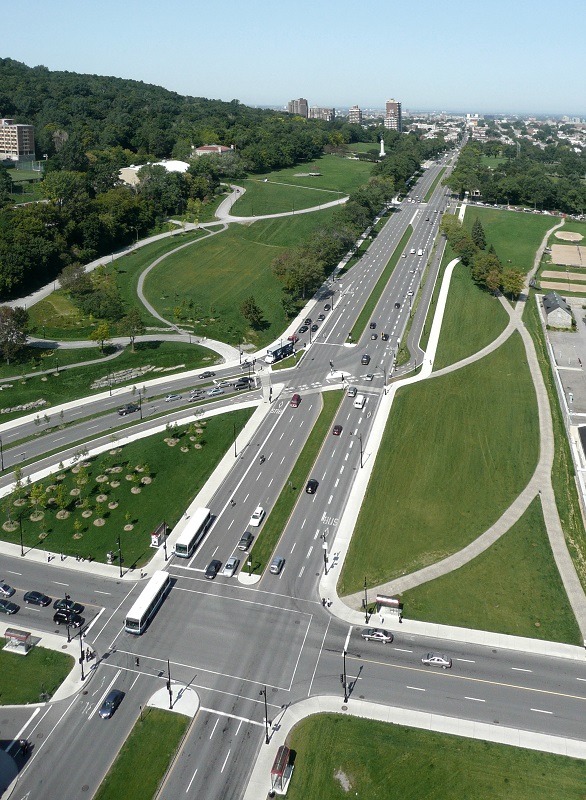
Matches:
[287,98,308,118]
[384,99,402,132]
[0,118,35,162]
[348,105,363,125]
[309,106,335,122]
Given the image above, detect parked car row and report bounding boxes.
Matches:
[0,582,86,627]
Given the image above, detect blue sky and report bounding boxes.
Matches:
[6,0,585,115]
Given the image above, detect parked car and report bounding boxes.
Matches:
[53,609,84,628]
[361,628,393,643]
[0,598,19,615]
[207,387,224,397]
[117,403,139,416]
[305,478,319,494]
[23,591,52,607]
[99,689,125,719]
[165,394,182,402]
[238,532,254,551]
[332,425,343,436]
[269,556,285,575]
[249,506,265,527]
[205,559,222,580]
[0,581,15,598]
[421,653,452,669]
[53,598,84,614]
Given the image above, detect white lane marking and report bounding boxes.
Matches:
[334,479,339,487]
[530,708,553,715]
[210,718,220,739]
[280,456,286,464]
[511,667,532,673]
[227,520,234,530]
[328,495,333,505]
[199,708,264,727]
[394,648,413,653]
[340,465,344,473]
[456,658,475,663]
[344,453,349,461]
[464,696,485,703]
[577,678,586,682]
[186,768,198,793]
[221,748,231,773]
[290,542,296,554]
[406,686,425,691]
[244,493,249,502]
[298,565,305,578]
[236,720,243,735]
[306,546,313,559]
[268,478,273,487]
[94,590,111,596]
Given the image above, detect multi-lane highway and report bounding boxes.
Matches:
[11,149,586,800]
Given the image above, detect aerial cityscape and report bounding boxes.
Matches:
[0,2,586,797]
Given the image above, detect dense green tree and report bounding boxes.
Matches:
[240,296,264,329]
[89,322,111,352]
[0,305,29,363]
[501,269,525,298]
[119,308,145,351]
[471,217,486,249]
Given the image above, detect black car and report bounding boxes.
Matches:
[369,322,376,329]
[99,689,125,719]
[361,354,371,366]
[323,304,331,311]
[381,333,389,341]
[117,403,139,416]
[205,559,222,580]
[306,478,319,494]
[394,302,401,308]
[53,609,84,627]
[317,314,325,321]
[311,324,318,332]
[0,598,19,615]
[234,380,250,390]
[298,325,308,334]
[53,598,84,614]
[201,371,215,379]
[304,317,312,325]
[24,591,52,607]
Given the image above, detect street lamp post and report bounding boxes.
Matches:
[163,521,168,561]
[166,659,173,709]
[322,542,328,574]
[64,593,71,643]
[259,686,270,744]
[138,390,143,420]
[117,534,123,578]
[107,370,112,397]
[358,433,363,469]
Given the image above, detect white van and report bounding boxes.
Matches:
[353,394,366,410]
[417,249,423,257]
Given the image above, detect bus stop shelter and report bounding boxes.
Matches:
[375,594,403,621]
[270,745,294,795]
[3,627,33,655]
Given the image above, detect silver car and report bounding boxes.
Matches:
[421,653,452,669]
[222,556,240,577]
[361,628,393,644]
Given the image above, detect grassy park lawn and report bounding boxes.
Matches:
[0,638,73,704]
[432,262,510,369]
[401,498,581,643]
[94,708,189,800]
[480,155,508,168]
[248,391,342,574]
[3,408,253,565]
[338,333,538,595]
[548,219,586,242]
[463,207,554,272]
[0,341,218,421]
[143,209,336,348]
[287,714,586,800]
[0,344,109,380]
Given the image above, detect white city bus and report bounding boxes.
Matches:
[173,507,211,558]
[125,571,171,635]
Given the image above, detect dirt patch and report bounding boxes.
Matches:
[335,768,352,792]
[551,243,586,267]
[555,231,584,241]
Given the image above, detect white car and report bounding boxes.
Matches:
[421,653,452,669]
[165,394,182,402]
[249,506,265,527]
[407,290,414,297]
[222,556,240,577]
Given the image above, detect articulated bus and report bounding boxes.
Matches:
[173,507,211,558]
[125,571,171,634]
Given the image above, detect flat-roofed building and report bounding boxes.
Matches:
[384,99,402,132]
[309,106,335,122]
[287,98,308,118]
[0,118,35,162]
[348,105,362,125]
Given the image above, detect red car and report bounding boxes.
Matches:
[332,425,343,436]
[287,334,299,343]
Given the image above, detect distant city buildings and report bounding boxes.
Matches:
[287,98,308,118]
[384,99,402,132]
[309,106,335,122]
[348,105,362,125]
[0,118,35,162]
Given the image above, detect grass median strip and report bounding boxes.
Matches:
[248,390,343,574]
[349,226,413,342]
[0,638,73,704]
[423,166,445,202]
[94,707,190,800]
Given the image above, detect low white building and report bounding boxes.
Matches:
[119,160,190,186]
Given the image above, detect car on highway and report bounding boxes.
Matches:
[298,325,308,334]
[305,478,319,494]
[0,598,19,615]
[365,373,374,381]
[421,653,452,669]
[407,290,414,296]
[249,506,265,527]
[200,371,215,379]
[99,689,125,720]
[234,380,250,390]
[361,628,393,644]
[381,333,389,341]
[317,313,325,321]
[369,322,376,329]
[323,304,331,311]
[402,253,407,258]
[347,386,357,397]
[332,425,343,436]
[304,318,312,325]
[24,591,52,607]
[394,302,401,309]
[269,556,285,575]
[425,217,430,221]
[371,333,377,340]
[204,559,222,580]
[222,556,240,577]
[165,394,182,402]
[188,393,203,402]
[311,324,318,332]
[361,354,370,365]
[410,248,416,254]
[287,334,299,343]
[53,598,84,614]
[207,387,224,397]
[0,582,15,598]
[238,531,254,551]
[53,609,84,627]
[117,403,139,416]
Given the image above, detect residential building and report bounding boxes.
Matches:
[309,106,335,122]
[384,99,402,132]
[348,105,362,125]
[192,144,233,157]
[287,98,308,118]
[0,118,35,162]
[119,159,190,186]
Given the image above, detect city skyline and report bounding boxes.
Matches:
[4,0,585,116]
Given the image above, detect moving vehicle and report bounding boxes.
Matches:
[24,591,51,606]
[332,425,343,436]
[234,380,250,390]
[0,582,15,598]
[53,598,84,614]
[265,341,294,364]
[394,302,401,308]
[269,556,285,575]
[311,324,318,332]
[249,506,265,527]
[381,333,389,341]
[118,403,139,416]
[371,333,377,340]
[174,507,211,558]
[287,334,299,343]
[298,325,308,333]
[317,314,325,321]
[369,322,376,329]
[353,394,366,409]
[99,689,125,719]
[305,478,319,494]
[165,394,182,402]
[290,394,301,407]
[417,249,423,257]
[222,556,240,577]
[0,598,19,614]
[361,628,393,643]
[410,248,416,254]
[365,373,374,381]
[207,387,224,397]
[238,532,254,551]
[201,371,215,379]
[205,559,222,580]
[125,571,171,635]
[323,304,331,311]
[361,354,370,365]
[53,609,84,627]
[347,386,357,397]
[421,653,452,669]
[407,290,414,296]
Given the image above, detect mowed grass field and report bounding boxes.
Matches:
[401,498,581,643]
[143,209,337,347]
[287,714,586,800]
[433,262,510,370]
[338,332,538,595]
[0,639,73,703]
[463,207,554,272]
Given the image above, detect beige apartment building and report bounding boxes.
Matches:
[0,118,35,162]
